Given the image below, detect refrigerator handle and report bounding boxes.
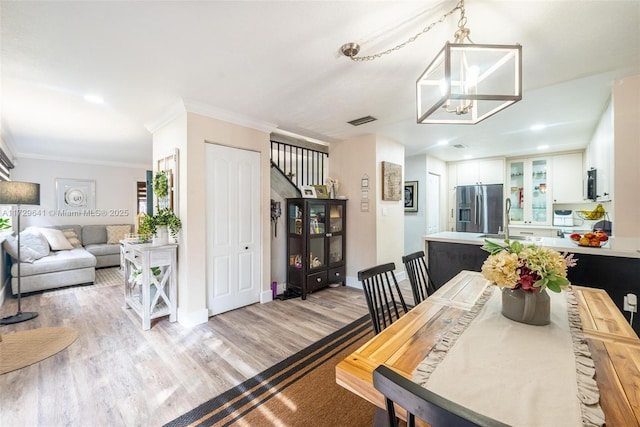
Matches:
[476,193,483,225]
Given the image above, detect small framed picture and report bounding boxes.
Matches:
[404,181,418,212]
[301,185,317,198]
[313,185,329,199]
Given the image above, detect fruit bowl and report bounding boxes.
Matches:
[569,232,608,248]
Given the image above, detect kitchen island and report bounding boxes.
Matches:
[424,232,640,334]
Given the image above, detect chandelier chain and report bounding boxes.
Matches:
[347,0,466,62]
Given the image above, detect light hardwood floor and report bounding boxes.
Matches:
[0,271,415,426]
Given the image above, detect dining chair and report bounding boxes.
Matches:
[402,251,435,305]
[373,365,510,427]
[357,262,408,335]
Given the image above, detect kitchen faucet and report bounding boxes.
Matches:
[505,198,511,240]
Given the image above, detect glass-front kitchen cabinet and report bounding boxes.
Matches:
[286,198,346,299]
[507,158,552,225]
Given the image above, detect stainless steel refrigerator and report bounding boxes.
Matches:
[456,184,504,233]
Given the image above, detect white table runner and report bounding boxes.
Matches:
[413,287,605,427]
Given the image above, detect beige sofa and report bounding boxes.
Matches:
[4,224,132,295]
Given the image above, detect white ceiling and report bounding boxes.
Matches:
[1,1,639,167]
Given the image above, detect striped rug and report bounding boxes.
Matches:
[42,267,122,297]
[166,315,376,427]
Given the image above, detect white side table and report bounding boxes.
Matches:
[122,242,177,330]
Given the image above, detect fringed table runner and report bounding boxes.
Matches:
[413,287,605,427]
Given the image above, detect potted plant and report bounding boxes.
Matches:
[139,170,183,244]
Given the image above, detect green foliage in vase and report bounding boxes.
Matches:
[480,239,577,293]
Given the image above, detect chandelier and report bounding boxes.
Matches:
[341,0,522,125]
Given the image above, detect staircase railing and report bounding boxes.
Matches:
[270,139,328,189]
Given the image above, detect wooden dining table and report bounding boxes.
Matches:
[335,270,640,426]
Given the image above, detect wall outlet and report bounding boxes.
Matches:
[623,293,637,313]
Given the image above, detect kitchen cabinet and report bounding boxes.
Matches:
[453,158,505,186]
[507,157,552,225]
[552,152,584,203]
[586,101,613,201]
[286,198,346,299]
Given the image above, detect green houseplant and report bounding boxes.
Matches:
[139,170,182,243]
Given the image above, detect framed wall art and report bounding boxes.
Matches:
[404,181,418,212]
[56,178,96,211]
[381,161,402,201]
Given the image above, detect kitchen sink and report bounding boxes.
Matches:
[479,234,527,241]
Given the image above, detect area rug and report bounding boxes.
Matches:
[42,267,122,297]
[166,315,376,427]
[0,326,79,374]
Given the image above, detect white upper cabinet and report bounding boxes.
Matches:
[551,152,584,203]
[585,101,613,201]
[454,158,505,186]
[507,157,552,225]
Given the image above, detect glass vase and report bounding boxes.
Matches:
[501,287,550,326]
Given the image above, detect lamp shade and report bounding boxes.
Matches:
[417,42,522,124]
[0,181,41,205]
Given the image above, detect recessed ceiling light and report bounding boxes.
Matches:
[463,154,473,159]
[437,139,448,146]
[530,123,546,131]
[537,144,550,150]
[84,94,104,104]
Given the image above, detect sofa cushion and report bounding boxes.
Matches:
[3,235,39,263]
[38,227,74,250]
[12,247,96,277]
[20,228,50,259]
[82,225,108,245]
[106,225,131,244]
[85,243,120,257]
[62,229,82,248]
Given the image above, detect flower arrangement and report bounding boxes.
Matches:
[481,239,577,293]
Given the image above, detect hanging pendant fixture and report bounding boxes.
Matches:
[416,2,522,124]
[341,0,522,125]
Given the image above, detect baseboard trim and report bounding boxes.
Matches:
[177,307,208,327]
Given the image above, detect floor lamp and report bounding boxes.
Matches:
[0,181,40,325]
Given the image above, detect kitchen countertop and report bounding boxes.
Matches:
[424,231,640,259]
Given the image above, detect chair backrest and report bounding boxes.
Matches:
[357,263,408,335]
[373,365,509,427]
[402,251,435,304]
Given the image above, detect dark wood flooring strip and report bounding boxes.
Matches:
[165,314,371,427]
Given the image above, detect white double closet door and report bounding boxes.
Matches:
[205,143,261,316]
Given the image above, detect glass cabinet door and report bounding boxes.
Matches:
[530,159,548,224]
[328,204,343,233]
[288,201,303,235]
[308,203,326,269]
[508,161,524,222]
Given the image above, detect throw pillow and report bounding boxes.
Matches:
[2,235,39,263]
[19,228,51,258]
[106,225,131,244]
[62,229,82,248]
[37,227,74,251]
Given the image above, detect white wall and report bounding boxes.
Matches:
[11,157,148,228]
[611,74,640,251]
[404,154,427,255]
[375,136,405,273]
[329,135,377,284]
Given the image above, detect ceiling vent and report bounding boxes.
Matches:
[347,115,377,126]
[452,143,467,149]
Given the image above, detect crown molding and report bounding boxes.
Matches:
[14,152,152,170]
[145,98,278,135]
